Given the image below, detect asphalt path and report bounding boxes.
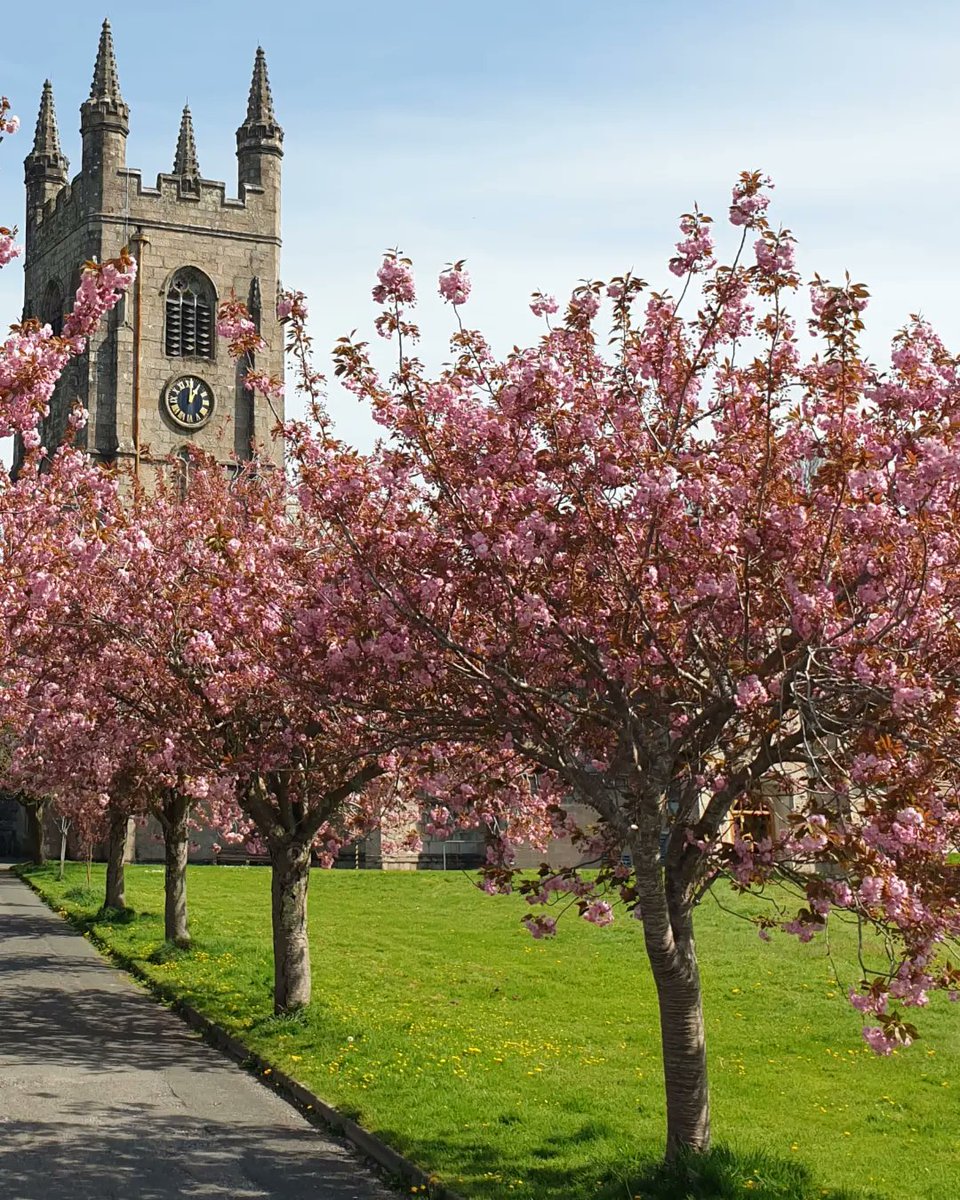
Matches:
[0,868,399,1200]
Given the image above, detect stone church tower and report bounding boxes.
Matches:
[19,20,284,475]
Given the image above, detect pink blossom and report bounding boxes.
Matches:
[569,290,600,323]
[0,231,20,267]
[735,675,768,711]
[522,914,558,939]
[438,266,471,306]
[729,174,772,227]
[276,289,308,323]
[372,254,416,306]
[782,918,818,943]
[0,254,135,438]
[889,975,929,1007]
[669,212,716,277]
[831,881,854,907]
[862,1026,911,1056]
[754,235,796,276]
[891,807,924,846]
[217,311,258,341]
[530,293,559,317]
[849,989,887,1015]
[244,370,284,401]
[858,876,884,907]
[582,900,614,927]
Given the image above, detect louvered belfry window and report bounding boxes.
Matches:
[165,268,214,359]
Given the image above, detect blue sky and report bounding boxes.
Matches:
[2,1,960,449]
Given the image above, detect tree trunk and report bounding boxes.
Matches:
[24,799,46,865]
[634,835,711,1158]
[163,794,191,947]
[648,914,710,1157]
[104,812,130,911]
[269,840,312,1013]
[122,816,137,863]
[58,821,70,881]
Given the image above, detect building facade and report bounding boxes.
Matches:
[19,19,284,476]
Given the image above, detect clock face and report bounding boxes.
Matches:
[163,375,214,429]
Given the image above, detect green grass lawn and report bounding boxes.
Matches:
[18,863,960,1200]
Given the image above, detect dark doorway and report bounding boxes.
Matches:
[0,795,22,857]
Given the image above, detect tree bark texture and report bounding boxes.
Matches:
[122,816,137,863]
[104,813,131,911]
[633,833,711,1158]
[649,917,710,1157]
[163,794,191,947]
[269,840,312,1013]
[58,822,69,881]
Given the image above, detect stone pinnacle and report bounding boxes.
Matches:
[173,104,200,178]
[32,80,64,159]
[89,18,124,104]
[245,46,276,125]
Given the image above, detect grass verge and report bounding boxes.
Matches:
[16,863,960,1200]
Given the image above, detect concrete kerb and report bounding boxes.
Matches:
[12,866,467,1200]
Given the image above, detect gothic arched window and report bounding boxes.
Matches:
[165,267,215,359]
[41,279,63,336]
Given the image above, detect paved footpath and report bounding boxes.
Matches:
[0,868,398,1200]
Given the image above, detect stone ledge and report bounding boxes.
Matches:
[13,865,466,1200]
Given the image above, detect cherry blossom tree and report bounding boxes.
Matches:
[18,441,425,1007]
[0,94,22,275]
[272,181,960,1159]
[0,88,137,894]
[0,437,142,908]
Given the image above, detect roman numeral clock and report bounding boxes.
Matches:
[163,374,214,429]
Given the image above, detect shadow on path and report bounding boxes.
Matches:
[0,1107,382,1200]
[0,871,397,1200]
[0,983,229,1074]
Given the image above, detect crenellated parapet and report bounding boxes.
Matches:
[24,23,281,247]
[105,168,282,237]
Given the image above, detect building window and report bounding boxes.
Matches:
[165,267,215,359]
[41,280,63,336]
[175,447,193,500]
[731,798,775,844]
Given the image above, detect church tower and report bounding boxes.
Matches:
[20,20,284,473]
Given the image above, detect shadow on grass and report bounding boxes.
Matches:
[62,885,101,905]
[626,1146,885,1200]
[96,904,139,924]
[374,1128,889,1200]
[146,940,194,965]
[253,1008,312,1035]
